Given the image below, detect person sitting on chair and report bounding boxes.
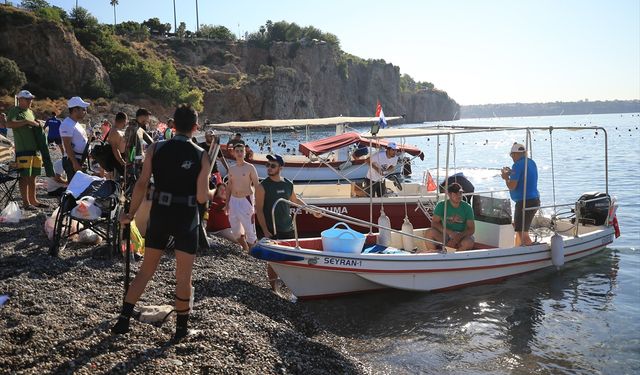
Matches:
[422,183,475,252]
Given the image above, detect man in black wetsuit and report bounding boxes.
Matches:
[112,104,213,341]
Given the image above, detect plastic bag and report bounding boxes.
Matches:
[0,202,21,223]
[71,196,102,220]
[121,221,145,256]
[44,208,59,240]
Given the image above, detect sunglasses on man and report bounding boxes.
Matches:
[267,163,280,169]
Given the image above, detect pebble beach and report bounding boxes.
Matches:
[0,184,371,374]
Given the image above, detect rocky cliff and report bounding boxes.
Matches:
[0,6,111,99]
[0,5,458,123]
[167,39,459,123]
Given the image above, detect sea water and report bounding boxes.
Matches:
[243,113,639,374]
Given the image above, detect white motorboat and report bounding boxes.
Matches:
[250,125,621,299]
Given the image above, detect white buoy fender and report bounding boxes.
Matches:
[377,209,391,246]
[551,233,565,268]
[401,217,414,251]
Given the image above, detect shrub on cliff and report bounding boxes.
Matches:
[198,24,235,41]
[400,74,434,93]
[115,21,150,41]
[248,20,341,49]
[0,57,27,96]
[69,6,98,30]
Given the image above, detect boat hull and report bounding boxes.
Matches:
[252,227,614,299]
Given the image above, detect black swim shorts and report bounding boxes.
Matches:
[514,198,540,232]
[144,218,200,254]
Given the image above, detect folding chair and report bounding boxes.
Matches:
[0,135,18,208]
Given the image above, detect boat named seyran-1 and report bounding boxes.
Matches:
[250,125,620,299]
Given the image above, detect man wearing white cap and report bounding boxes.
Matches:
[60,96,90,180]
[6,90,46,209]
[501,142,540,246]
[364,142,399,197]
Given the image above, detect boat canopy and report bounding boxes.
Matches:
[299,132,424,159]
[208,116,403,129]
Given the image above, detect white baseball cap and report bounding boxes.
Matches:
[510,143,526,153]
[387,142,398,150]
[67,96,90,109]
[17,90,35,99]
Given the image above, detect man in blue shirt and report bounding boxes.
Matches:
[44,112,63,153]
[501,143,540,246]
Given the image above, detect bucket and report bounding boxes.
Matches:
[321,223,366,253]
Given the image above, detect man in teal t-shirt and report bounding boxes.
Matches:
[423,182,475,252]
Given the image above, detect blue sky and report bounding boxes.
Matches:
[45,0,640,105]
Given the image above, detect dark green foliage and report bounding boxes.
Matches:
[199,24,235,41]
[70,6,98,29]
[176,22,186,38]
[142,17,171,35]
[19,0,49,11]
[115,21,149,41]
[0,57,27,96]
[400,74,434,93]
[34,5,66,23]
[83,78,112,98]
[253,20,341,49]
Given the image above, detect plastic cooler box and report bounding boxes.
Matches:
[321,223,366,253]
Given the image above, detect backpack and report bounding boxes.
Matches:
[90,130,116,171]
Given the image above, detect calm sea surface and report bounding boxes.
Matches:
[244,113,640,374]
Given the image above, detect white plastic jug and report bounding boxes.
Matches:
[401,217,414,251]
[377,209,391,246]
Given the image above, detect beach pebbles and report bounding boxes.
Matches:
[0,157,370,374]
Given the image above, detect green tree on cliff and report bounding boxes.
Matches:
[70,6,98,29]
[19,0,48,11]
[0,57,27,96]
[143,17,171,35]
[199,24,235,41]
[176,22,187,38]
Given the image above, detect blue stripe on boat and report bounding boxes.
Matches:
[250,245,305,262]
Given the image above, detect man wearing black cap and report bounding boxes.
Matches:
[422,182,475,252]
[255,154,320,240]
[255,154,321,290]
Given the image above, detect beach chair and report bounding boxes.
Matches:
[0,135,18,208]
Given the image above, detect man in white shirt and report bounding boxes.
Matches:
[364,142,399,197]
[46,159,68,197]
[60,96,90,180]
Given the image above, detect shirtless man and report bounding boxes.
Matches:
[107,112,127,177]
[225,143,259,251]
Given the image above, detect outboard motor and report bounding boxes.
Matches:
[440,173,475,204]
[575,192,611,225]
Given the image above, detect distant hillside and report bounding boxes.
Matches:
[461,100,640,119]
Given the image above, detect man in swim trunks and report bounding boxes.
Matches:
[226,143,259,251]
[5,90,45,209]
